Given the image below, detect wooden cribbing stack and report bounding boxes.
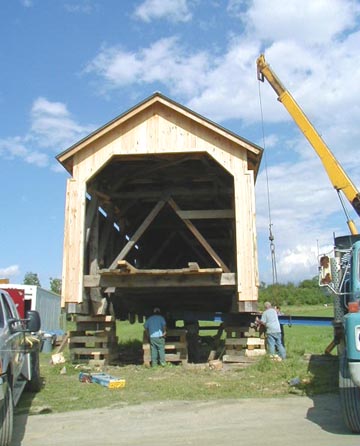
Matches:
[222,325,266,365]
[69,315,118,364]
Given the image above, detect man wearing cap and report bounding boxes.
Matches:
[144,308,167,366]
[260,302,286,360]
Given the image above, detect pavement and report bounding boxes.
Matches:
[13,394,359,446]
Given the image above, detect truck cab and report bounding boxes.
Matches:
[319,236,360,432]
[0,289,41,446]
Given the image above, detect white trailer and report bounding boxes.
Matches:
[0,284,61,333]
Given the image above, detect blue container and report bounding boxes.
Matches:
[41,334,54,353]
[345,311,360,361]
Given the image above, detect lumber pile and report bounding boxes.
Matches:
[222,325,265,365]
[69,315,118,365]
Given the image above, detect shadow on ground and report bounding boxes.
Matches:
[304,355,352,435]
[12,374,48,446]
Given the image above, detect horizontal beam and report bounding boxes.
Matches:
[278,315,333,326]
[84,272,236,289]
[176,210,234,219]
[111,187,233,199]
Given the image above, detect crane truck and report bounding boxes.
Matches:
[257,54,360,433]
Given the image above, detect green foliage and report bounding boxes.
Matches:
[23,272,41,287]
[259,277,329,307]
[50,277,62,295]
[299,277,319,289]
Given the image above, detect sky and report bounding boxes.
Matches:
[1,0,360,289]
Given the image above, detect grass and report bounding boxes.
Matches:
[17,304,339,415]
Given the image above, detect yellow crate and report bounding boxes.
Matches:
[108,379,126,389]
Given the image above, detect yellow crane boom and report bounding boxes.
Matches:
[256,54,360,235]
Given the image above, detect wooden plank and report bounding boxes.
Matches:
[245,349,266,357]
[164,353,181,361]
[109,199,166,268]
[233,161,259,305]
[85,272,236,288]
[222,354,256,363]
[225,326,256,336]
[117,260,138,273]
[69,336,117,344]
[226,338,264,347]
[75,315,115,323]
[188,262,200,271]
[98,207,117,261]
[111,186,233,200]
[176,209,234,219]
[53,333,69,354]
[165,343,186,350]
[85,194,99,246]
[101,267,223,275]
[70,347,115,354]
[69,330,113,337]
[62,178,86,305]
[168,198,230,273]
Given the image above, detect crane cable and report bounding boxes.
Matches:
[258,79,278,285]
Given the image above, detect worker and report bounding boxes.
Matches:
[144,307,167,366]
[259,302,286,360]
[274,305,285,346]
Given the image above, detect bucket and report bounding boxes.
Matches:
[42,334,53,353]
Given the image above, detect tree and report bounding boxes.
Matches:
[299,276,319,289]
[23,272,41,287]
[50,277,62,295]
[258,278,327,306]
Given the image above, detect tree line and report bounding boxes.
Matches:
[258,276,330,307]
[23,272,62,295]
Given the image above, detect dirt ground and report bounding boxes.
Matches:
[13,394,359,446]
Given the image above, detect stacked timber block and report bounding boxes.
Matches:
[222,325,266,365]
[143,328,187,366]
[69,315,118,365]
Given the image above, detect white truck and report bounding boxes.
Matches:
[0,289,41,446]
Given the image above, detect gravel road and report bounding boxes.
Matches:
[13,394,359,446]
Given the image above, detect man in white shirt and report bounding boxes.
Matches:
[260,302,286,360]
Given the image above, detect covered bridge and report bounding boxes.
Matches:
[56,93,263,321]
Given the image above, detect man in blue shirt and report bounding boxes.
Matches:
[260,302,286,360]
[144,308,167,366]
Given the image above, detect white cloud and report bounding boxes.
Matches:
[30,97,93,150]
[276,245,319,282]
[0,265,20,280]
[230,0,360,44]
[24,151,49,167]
[0,97,94,168]
[255,153,351,284]
[134,0,192,23]
[86,0,360,128]
[85,37,209,96]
